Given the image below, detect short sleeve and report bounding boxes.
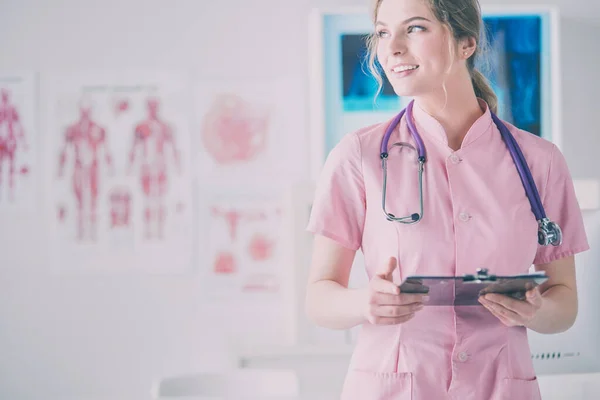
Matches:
[533,145,590,265]
[306,133,366,251]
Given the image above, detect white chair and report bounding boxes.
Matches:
[151,368,301,399]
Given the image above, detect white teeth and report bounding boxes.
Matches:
[392,65,418,73]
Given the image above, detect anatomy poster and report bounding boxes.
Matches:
[193,79,297,185]
[0,73,37,211]
[199,190,285,301]
[42,71,193,273]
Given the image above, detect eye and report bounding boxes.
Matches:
[376,30,390,38]
[407,25,426,34]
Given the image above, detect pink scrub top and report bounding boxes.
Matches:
[307,99,590,400]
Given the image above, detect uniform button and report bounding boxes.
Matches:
[449,154,461,164]
[458,212,471,222]
[458,352,469,362]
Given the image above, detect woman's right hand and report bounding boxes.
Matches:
[362,257,427,325]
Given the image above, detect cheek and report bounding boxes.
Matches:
[423,52,449,75]
[376,46,387,64]
[416,38,451,71]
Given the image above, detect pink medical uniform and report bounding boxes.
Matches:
[307,99,589,400]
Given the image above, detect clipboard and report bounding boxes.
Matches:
[398,268,549,306]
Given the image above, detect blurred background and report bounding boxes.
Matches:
[0,0,599,399]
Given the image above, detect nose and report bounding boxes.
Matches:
[387,35,407,57]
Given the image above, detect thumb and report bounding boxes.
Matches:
[377,257,397,281]
[526,287,542,306]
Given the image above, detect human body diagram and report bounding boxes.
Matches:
[128,98,181,239]
[0,89,28,202]
[57,103,113,241]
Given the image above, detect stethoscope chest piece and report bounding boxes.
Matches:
[538,218,563,246]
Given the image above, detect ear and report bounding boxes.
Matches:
[458,36,477,59]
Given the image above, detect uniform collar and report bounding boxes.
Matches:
[411,98,493,149]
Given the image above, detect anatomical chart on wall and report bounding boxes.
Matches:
[193,79,295,185]
[0,73,37,212]
[42,72,193,273]
[199,191,285,300]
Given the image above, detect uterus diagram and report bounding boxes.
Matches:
[210,206,278,276]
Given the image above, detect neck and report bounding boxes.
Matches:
[414,75,484,151]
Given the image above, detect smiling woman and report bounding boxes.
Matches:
[305,0,589,399]
[366,0,498,116]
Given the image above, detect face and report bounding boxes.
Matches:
[148,98,159,116]
[375,0,463,97]
[80,107,91,119]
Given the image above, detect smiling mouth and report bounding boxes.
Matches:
[391,65,420,73]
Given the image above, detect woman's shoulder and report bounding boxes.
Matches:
[500,120,570,192]
[330,117,395,158]
[502,119,558,160]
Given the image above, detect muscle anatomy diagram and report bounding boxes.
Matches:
[57,102,113,241]
[128,97,181,239]
[0,89,28,202]
[44,75,194,274]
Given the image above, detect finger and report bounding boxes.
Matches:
[400,293,429,305]
[480,298,524,325]
[479,298,517,326]
[373,292,405,305]
[525,287,542,308]
[376,257,397,281]
[370,276,400,295]
[372,303,424,317]
[373,292,428,305]
[370,313,415,325]
[483,293,533,317]
[483,304,518,327]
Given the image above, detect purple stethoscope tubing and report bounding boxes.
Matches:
[491,112,545,221]
[379,100,562,246]
[380,101,426,160]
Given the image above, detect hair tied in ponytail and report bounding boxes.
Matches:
[471,69,498,114]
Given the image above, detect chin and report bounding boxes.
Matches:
[389,80,435,100]
[391,88,414,97]
[390,84,420,98]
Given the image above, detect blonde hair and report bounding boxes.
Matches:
[366,0,498,113]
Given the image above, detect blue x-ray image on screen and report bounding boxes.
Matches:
[480,16,542,137]
[341,34,398,112]
[337,16,545,137]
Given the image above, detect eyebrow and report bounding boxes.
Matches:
[375,16,431,27]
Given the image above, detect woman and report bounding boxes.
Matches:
[305,0,590,399]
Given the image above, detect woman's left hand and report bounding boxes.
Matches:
[478,287,543,327]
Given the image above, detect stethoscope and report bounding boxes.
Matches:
[380,100,563,247]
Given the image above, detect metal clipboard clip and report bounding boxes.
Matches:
[462,268,498,283]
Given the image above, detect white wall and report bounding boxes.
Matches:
[1,0,599,399]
